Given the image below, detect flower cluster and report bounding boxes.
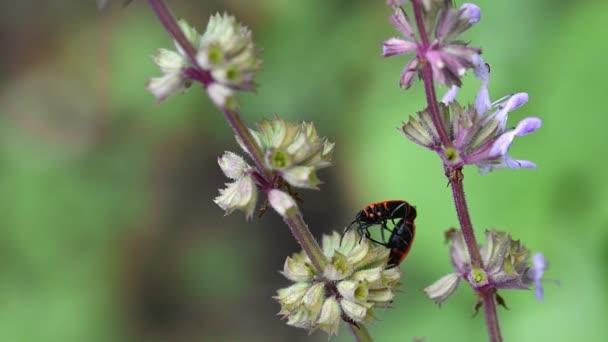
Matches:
[215,117,334,219]
[424,229,547,304]
[147,14,261,109]
[243,117,335,189]
[196,13,262,108]
[382,1,481,88]
[275,230,402,336]
[401,58,542,174]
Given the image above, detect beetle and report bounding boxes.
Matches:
[345,200,417,244]
[386,218,416,267]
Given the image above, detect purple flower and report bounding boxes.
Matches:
[402,57,542,174]
[527,253,548,301]
[382,3,482,88]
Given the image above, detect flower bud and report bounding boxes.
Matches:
[214,173,257,219]
[424,273,461,305]
[268,189,298,218]
[337,280,369,303]
[218,151,249,180]
[317,297,341,336]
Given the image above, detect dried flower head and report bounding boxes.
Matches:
[424,229,547,304]
[240,116,335,189]
[382,2,481,89]
[402,57,542,174]
[275,230,401,336]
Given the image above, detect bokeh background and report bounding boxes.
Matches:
[1,0,606,341]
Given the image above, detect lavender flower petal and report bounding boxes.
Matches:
[442,86,459,104]
[461,3,481,24]
[492,93,530,126]
[383,38,417,57]
[390,7,416,39]
[400,58,419,89]
[505,157,537,170]
[529,253,547,301]
[490,117,542,157]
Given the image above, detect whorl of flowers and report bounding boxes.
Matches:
[215,117,334,219]
[241,117,335,189]
[424,229,547,305]
[382,1,481,89]
[401,57,542,174]
[275,230,402,336]
[147,15,261,109]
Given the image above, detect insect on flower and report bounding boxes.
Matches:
[386,218,416,267]
[343,200,417,266]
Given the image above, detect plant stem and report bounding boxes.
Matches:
[148,0,198,64]
[482,291,503,342]
[410,0,452,148]
[409,2,501,341]
[283,212,326,273]
[348,323,373,342]
[446,167,483,267]
[223,109,273,181]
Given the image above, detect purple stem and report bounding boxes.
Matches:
[409,1,501,341]
[482,291,503,342]
[411,0,452,148]
[148,0,198,68]
[447,167,483,267]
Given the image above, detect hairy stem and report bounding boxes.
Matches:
[148,0,198,65]
[348,323,373,342]
[411,0,452,148]
[409,2,500,340]
[283,212,326,273]
[223,109,273,181]
[447,167,483,267]
[482,291,503,342]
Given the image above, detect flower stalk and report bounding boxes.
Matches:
[411,0,452,148]
[446,166,482,268]
[482,291,503,342]
[283,210,327,272]
[409,1,500,341]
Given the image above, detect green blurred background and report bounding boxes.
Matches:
[1,0,606,341]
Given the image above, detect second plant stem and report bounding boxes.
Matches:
[409,1,502,341]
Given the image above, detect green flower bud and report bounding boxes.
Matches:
[316,297,341,336]
[340,299,368,322]
[282,255,314,282]
[423,273,461,305]
[302,283,325,316]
